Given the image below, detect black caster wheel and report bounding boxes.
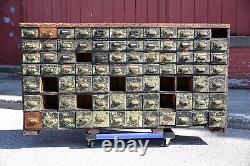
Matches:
[87,140,95,148]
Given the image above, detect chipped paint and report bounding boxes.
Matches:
[9,6,16,14]
[3,17,11,24]
[9,32,14,37]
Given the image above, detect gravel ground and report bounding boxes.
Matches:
[0,109,250,166]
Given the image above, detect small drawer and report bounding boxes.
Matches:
[142,52,160,63]
[109,41,126,51]
[127,40,143,51]
[41,40,57,51]
[23,76,40,93]
[210,65,227,75]
[144,40,160,51]
[127,64,143,76]
[193,76,209,92]
[92,76,109,92]
[59,64,75,75]
[22,64,40,75]
[75,40,92,52]
[195,29,211,39]
[58,28,75,39]
[126,111,142,127]
[176,93,192,110]
[59,112,75,129]
[209,111,226,129]
[161,28,177,38]
[194,40,210,51]
[59,76,75,93]
[126,77,143,92]
[23,95,41,111]
[143,76,160,92]
[193,93,209,109]
[23,53,40,63]
[209,76,226,92]
[178,29,194,39]
[42,112,59,129]
[57,40,75,51]
[143,64,160,75]
[92,41,109,51]
[160,64,176,75]
[59,95,76,110]
[160,53,176,63]
[76,111,93,128]
[109,111,126,127]
[177,41,193,51]
[109,52,126,63]
[143,93,160,110]
[22,40,40,52]
[58,52,76,63]
[110,28,126,38]
[144,28,160,38]
[109,93,126,110]
[126,94,143,110]
[211,52,228,64]
[143,111,159,127]
[92,52,109,63]
[109,64,126,76]
[176,111,192,127]
[127,28,143,38]
[161,40,177,52]
[41,52,57,63]
[39,27,57,38]
[126,52,143,63]
[21,28,39,38]
[211,39,228,51]
[159,109,176,126]
[76,63,92,75]
[92,94,109,110]
[177,52,193,63]
[193,65,209,75]
[92,28,109,39]
[92,111,109,128]
[194,52,210,63]
[209,93,227,110]
[192,111,208,126]
[177,65,193,74]
[41,64,58,76]
[76,76,92,92]
[75,28,92,39]
[93,64,109,75]
[24,112,42,130]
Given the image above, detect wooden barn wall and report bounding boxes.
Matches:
[0,0,250,76]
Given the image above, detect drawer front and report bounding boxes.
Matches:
[109,111,126,127]
[161,40,177,52]
[144,40,160,51]
[142,52,160,63]
[24,95,41,111]
[160,53,176,63]
[21,28,39,38]
[22,40,40,52]
[126,52,143,63]
[58,28,74,39]
[176,93,192,110]
[177,52,193,63]
[76,64,92,75]
[92,52,109,63]
[143,64,160,75]
[58,52,76,63]
[177,41,193,51]
[92,28,109,39]
[160,64,176,75]
[109,93,126,110]
[144,28,160,38]
[93,65,109,75]
[192,111,208,126]
[126,77,143,92]
[76,76,92,92]
[109,52,126,63]
[161,28,177,38]
[126,94,143,110]
[127,28,143,38]
[143,76,160,92]
[93,41,109,51]
[92,111,109,127]
[194,40,210,51]
[211,52,228,64]
[193,65,209,75]
[176,111,192,127]
[127,40,143,51]
[211,39,228,51]
[209,111,226,129]
[209,76,226,92]
[178,29,194,39]
[41,52,57,63]
[92,76,109,92]
[75,28,92,39]
[210,65,227,75]
[75,40,92,52]
[23,76,40,92]
[143,93,160,110]
[41,64,58,76]
[57,40,75,51]
[59,112,75,128]
[59,95,76,110]
[127,64,143,76]
[59,76,75,93]
[59,64,75,75]
[76,111,93,128]
[193,76,209,92]
[194,52,210,63]
[24,112,42,130]
[23,53,40,63]
[92,94,109,110]
[159,109,176,126]
[109,64,126,76]
[109,41,126,51]
[177,65,193,74]
[143,111,159,127]
[22,64,40,75]
[39,27,57,38]
[110,28,126,38]
[42,112,59,129]
[193,93,209,109]
[195,29,211,39]
[126,111,143,127]
[41,40,57,51]
[209,93,227,110]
